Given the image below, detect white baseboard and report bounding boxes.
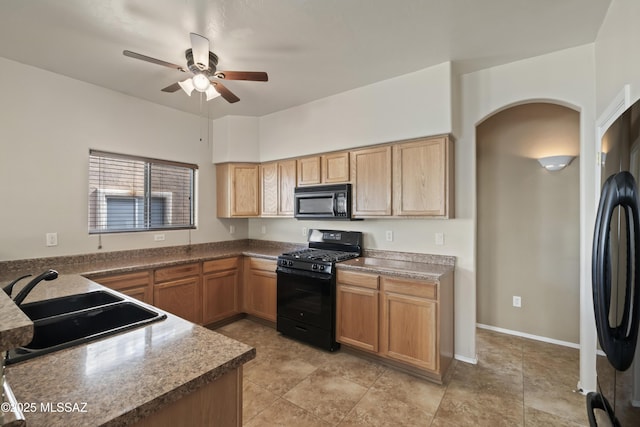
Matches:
[476,323,580,349]
[455,353,478,364]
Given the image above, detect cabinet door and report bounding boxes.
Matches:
[322,151,350,183]
[92,271,153,304]
[244,269,277,322]
[297,156,321,186]
[216,163,260,217]
[203,270,239,325]
[260,162,278,216]
[278,159,297,215]
[154,277,202,324]
[336,284,379,352]
[393,136,453,217]
[380,291,437,371]
[351,146,392,216]
[232,164,260,216]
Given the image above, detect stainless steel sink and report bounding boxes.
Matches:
[19,291,123,320]
[7,293,166,365]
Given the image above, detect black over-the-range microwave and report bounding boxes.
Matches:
[293,183,359,220]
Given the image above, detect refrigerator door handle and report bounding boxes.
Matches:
[592,171,640,371]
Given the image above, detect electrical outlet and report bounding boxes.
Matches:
[513,296,522,308]
[261,225,267,234]
[435,232,444,245]
[45,232,58,247]
[154,234,165,241]
[385,230,393,242]
[302,227,308,237]
[229,225,235,235]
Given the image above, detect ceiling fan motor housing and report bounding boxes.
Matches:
[185,49,218,76]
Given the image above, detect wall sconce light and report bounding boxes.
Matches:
[537,155,575,172]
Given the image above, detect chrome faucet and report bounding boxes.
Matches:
[10,269,58,306]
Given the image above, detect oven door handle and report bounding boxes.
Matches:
[276,266,333,280]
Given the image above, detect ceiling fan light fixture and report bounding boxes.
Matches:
[192,74,211,92]
[178,78,195,96]
[205,85,220,101]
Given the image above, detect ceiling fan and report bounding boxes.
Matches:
[123,33,268,103]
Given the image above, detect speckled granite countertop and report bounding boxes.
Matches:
[338,257,454,281]
[4,275,255,427]
[0,291,33,352]
[0,240,303,282]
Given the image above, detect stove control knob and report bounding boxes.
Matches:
[312,264,318,270]
[319,265,325,271]
[288,260,294,267]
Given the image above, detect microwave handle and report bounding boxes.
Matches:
[332,193,338,216]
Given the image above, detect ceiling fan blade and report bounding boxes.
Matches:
[213,81,240,103]
[215,71,268,82]
[123,50,186,72]
[189,33,210,69]
[161,82,182,93]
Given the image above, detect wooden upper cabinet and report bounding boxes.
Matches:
[279,160,297,215]
[351,145,392,216]
[260,162,278,216]
[216,163,260,218]
[322,151,350,183]
[261,160,296,216]
[297,156,321,186]
[297,151,350,186]
[393,136,454,218]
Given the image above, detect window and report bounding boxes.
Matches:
[89,150,196,233]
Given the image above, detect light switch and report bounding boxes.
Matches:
[46,232,58,247]
[435,233,444,246]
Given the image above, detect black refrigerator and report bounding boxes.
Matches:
[588,99,640,425]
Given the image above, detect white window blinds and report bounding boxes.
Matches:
[88,150,196,233]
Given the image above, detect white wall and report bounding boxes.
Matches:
[258,63,453,161]
[211,115,260,163]
[0,57,245,261]
[460,44,597,388]
[595,0,640,116]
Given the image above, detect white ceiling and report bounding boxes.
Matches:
[0,0,611,119]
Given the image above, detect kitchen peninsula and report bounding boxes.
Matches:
[1,274,255,427]
[0,239,454,425]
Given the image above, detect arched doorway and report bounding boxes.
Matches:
[476,102,581,344]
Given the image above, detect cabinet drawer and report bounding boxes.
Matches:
[154,263,201,284]
[92,270,151,291]
[382,276,437,300]
[248,257,277,272]
[337,270,379,290]
[203,257,240,274]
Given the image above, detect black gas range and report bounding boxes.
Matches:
[276,229,362,351]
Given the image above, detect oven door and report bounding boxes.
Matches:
[276,266,333,329]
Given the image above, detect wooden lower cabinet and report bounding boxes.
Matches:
[336,269,454,382]
[90,270,153,304]
[242,257,277,322]
[154,263,202,325]
[132,367,242,427]
[380,285,437,371]
[202,258,240,325]
[336,270,379,352]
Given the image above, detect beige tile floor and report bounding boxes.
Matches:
[216,319,589,426]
